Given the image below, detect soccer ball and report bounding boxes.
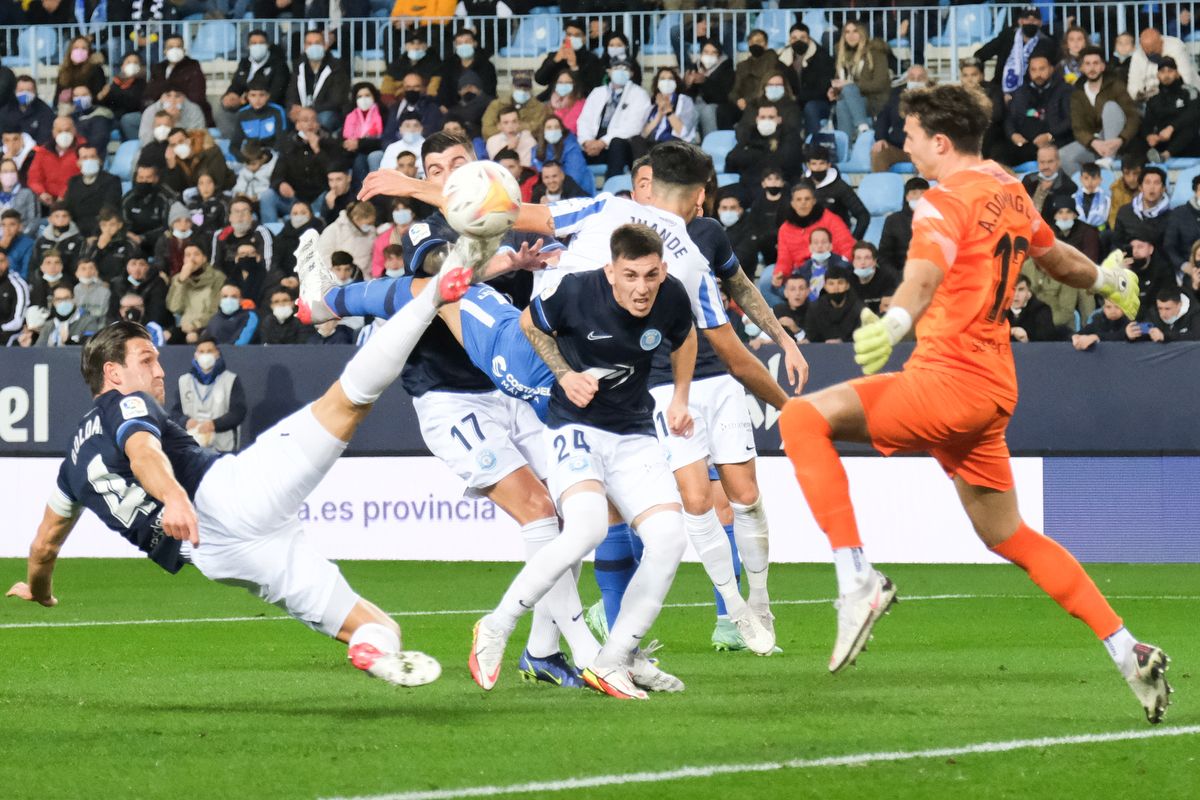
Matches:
[442,160,522,239]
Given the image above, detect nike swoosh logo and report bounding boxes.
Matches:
[518,599,533,609]
[572,611,584,622]
[587,331,613,340]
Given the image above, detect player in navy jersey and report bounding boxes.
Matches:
[325,132,602,690]
[469,224,697,700]
[4,231,515,689]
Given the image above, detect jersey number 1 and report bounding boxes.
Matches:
[986,234,1030,324]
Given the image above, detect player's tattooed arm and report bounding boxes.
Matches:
[520,307,571,379]
[720,269,810,393]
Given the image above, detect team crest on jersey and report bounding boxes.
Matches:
[476,449,498,470]
[408,222,432,245]
[639,329,662,351]
[568,455,590,472]
[119,396,149,420]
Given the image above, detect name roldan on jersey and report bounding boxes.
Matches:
[630,217,690,259]
[71,414,102,464]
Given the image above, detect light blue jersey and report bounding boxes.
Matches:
[458,285,553,421]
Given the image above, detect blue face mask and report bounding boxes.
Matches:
[854,267,876,281]
[555,82,574,97]
[16,91,33,105]
[456,43,476,60]
[219,297,240,315]
[810,250,831,263]
[73,95,92,111]
[54,300,75,317]
[610,69,630,87]
[408,48,426,61]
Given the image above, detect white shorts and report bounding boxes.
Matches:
[413,390,546,495]
[650,374,756,470]
[188,405,359,637]
[544,423,681,522]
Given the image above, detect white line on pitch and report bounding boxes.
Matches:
[321,725,1200,800]
[1,593,1196,631]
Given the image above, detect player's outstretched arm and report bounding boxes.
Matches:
[853,258,943,375]
[358,171,442,207]
[125,431,199,547]
[1035,241,1140,319]
[668,327,697,438]
[6,504,80,607]
[703,323,789,410]
[720,269,809,393]
[520,307,597,407]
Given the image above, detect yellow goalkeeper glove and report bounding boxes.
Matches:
[853,307,910,375]
[1095,250,1140,320]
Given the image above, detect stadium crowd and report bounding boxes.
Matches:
[1,2,1199,353]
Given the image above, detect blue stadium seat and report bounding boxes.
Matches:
[264,221,284,235]
[603,174,633,194]
[806,130,849,165]
[587,163,608,182]
[109,140,140,182]
[753,9,795,50]
[1165,157,1200,170]
[189,19,238,61]
[1,27,60,68]
[716,173,740,187]
[702,130,736,174]
[643,13,682,56]
[499,14,560,57]
[842,130,874,174]
[801,11,832,45]
[216,138,235,163]
[864,216,885,246]
[1170,165,1200,208]
[1013,160,1038,173]
[857,172,905,216]
[929,3,995,46]
[889,162,915,174]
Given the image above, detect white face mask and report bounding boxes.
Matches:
[43,270,62,283]
[173,142,192,160]
[359,223,375,234]
[356,96,375,112]
[854,267,876,280]
[80,158,99,177]
[1055,217,1074,231]
[232,219,252,236]
[219,297,240,315]
[122,62,140,78]
[78,275,98,285]
[544,128,563,144]
[402,130,422,145]
[555,82,574,97]
[718,209,740,228]
[55,131,74,150]
[908,199,920,211]
[408,48,426,62]
[455,44,475,60]
[272,304,294,322]
[306,44,326,62]
[512,89,531,105]
[392,209,413,226]
[764,85,785,102]
[657,79,677,95]
[610,69,630,87]
[385,267,405,278]
[291,213,310,228]
[249,43,268,62]
[173,227,192,239]
[195,352,217,371]
[700,53,719,69]
[165,47,184,64]
[1161,309,1181,325]
[569,36,584,50]
[811,250,831,263]
[153,124,171,142]
[906,81,925,90]
[756,119,778,137]
[607,46,626,60]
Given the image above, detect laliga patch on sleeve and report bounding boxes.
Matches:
[408,222,431,245]
[120,396,149,420]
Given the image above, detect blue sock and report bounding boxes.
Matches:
[712,523,742,617]
[594,523,637,627]
[324,276,414,319]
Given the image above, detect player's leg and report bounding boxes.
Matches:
[707,473,746,649]
[587,503,638,642]
[951,456,1172,724]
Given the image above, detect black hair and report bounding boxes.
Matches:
[1079,45,1105,61]
[648,140,712,190]
[351,81,381,105]
[1,209,21,222]
[1157,286,1183,304]
[330,250,355,267]
[1139,166,1167,186]
[421,130,473,163]
[904,177,931,193]
[610,223,664,263]
[80,321,150,396]
[540,159,563,170]
[853,240,878,257]
[1080,162,1101,178]
[494,147,520,162]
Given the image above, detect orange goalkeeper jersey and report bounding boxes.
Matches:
[904,160,1057,413]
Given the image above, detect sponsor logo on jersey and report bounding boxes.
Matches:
[639,329,662,351]
[586,331,612,340]
[119,396,149,420]
[408,222,432,245]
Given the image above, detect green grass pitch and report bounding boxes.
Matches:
[1,559,1196,799]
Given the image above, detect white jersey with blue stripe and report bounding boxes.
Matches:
[537,193,730,331]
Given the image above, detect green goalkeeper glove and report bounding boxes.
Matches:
[1095,250,1140,320]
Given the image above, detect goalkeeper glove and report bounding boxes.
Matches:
[1094,250,1140,320]
[853,307,911,375]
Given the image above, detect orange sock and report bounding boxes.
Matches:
[779,399,862,550]
[991,523,1123,639]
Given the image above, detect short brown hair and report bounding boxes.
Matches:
[900,83,992,155]
[609,223,663,263]
[80,321,150,395]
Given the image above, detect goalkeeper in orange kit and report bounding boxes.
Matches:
[779,83,1172,723]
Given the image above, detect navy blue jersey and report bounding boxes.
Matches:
[52,391,221,573]
[648,216,740,388]
[531,269,694,435]
[400,211,560,397]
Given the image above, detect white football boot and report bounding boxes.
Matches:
[829,570,897,673]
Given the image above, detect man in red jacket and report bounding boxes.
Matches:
[28,117,82,206]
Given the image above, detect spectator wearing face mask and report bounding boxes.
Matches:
[71,257,109,319]
[108,256,169,327]
[1141,57,1200,163]
[286,30,350,132]
[168,243,226,343]
[0,76,54,145]
[34,204,83,277]
[1072,298,1132,349]
[212,196,274,282]
[145,32,213,126]
[371,199,413,278]
[0,208,33,280]
[1127,28,1200,105]
[375,244,406,281]
[437,28,497,111]
[225,242,270,306]
[232,145,277,222]
[975,6,1059,95]
[170,335,246,452]
[1046,194,1100,263]
[0,158,36,236]
[27,248,70,309]
[772,182,855,293]
[1,129,38,190]
[203,283,258,345]
[382,33,443,105]
[597,31,642,88]
[189,171,230,241]
[482,73,548,142]
[872,65,929,173]
[378,111,427,175]
[28,117,81,206]
[22,282,104,347]
[272,201,324,275]
[683,37,737,138]
[0,249,26,344]
[748,170,788,261]
[56,37,106,106]
[715,190,769,276]
[215,30,289,141]
[878,177,927,274]
[122,163,176,256]
[1007,274,1058,342]
[848,241,898,316]
[70,84,114,148]
[101,53,147,141]
[803,144,870,240]
[260,287,312,344]
[803,265,864,343]
[344,82,385,183]
[163,127,234,194]
[732,29,779,113]
[735,71,802,140]
[318,201,378,276]
[726,102,804,186]
[546,68,585,135]
[382,71,443,144]
[155,202,199,276]
[534,19,605,102]
[779,23,834,138]
[576,57,652,181]
[137,88,205,147]
[632,67,697,160]
[63,145,122,237]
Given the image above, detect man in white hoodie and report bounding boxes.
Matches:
[1127,28,1200,102]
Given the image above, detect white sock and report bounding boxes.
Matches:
[339,281,438,406]
[684,509,746,616]
[1104,626,1137,671]
[832,546,872,595]
[730,497,771,607]
[599,510,686,668]
[348,622,400,655]
[520,518,600,664]
[486,491,609,635]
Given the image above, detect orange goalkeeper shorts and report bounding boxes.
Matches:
[849,368,1015,491]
